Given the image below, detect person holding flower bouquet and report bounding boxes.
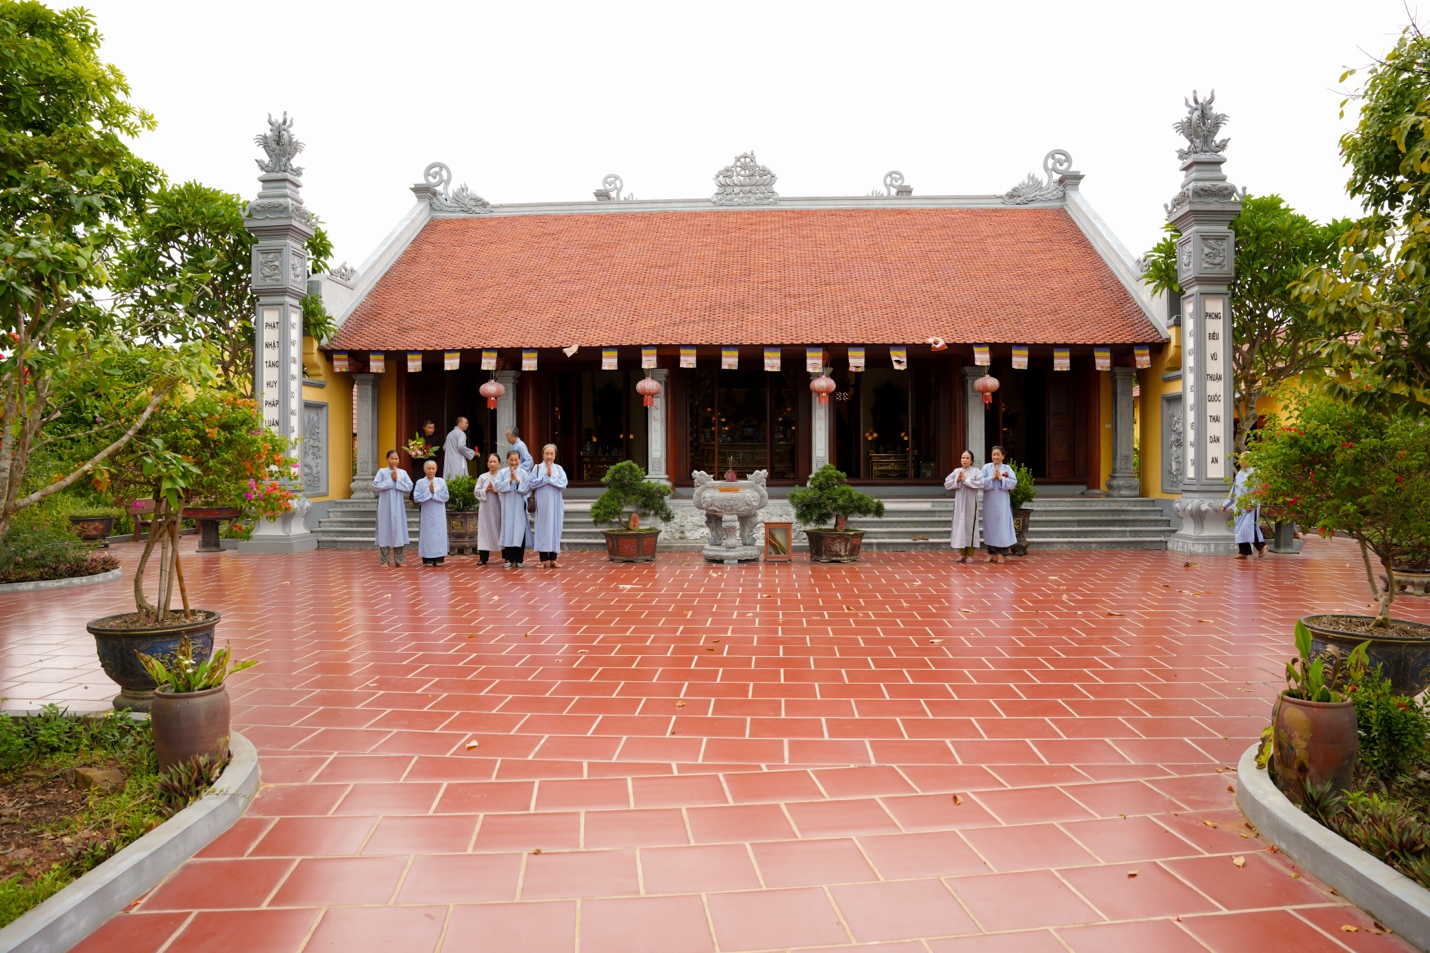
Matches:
[406,420,442,489]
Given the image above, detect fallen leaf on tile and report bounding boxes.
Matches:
[523,633,529,638]
[466,634,476,639]
[929,639,944,644]
[676,700,686,707]
[1373,921,1388,932]
[761,594,772,598]
[465,740,479,749]
[1184,561,1199,568]
[1198,619,1214,623]
[1266,845,1278,853]
[1240,833,1249,838]
[578,649,589,654]
[1216,767,1225,773]
[1232,856,1246,867]
[617,584,637,589]
[1118,813,1127,819]
[705,648,715,652]
[1127,869,1140,878]
[959,608,974,613]
[951,794,963,806]
[1290,872,1300,878]
[684,610,692,616]
[843,605,855,611]
[1341,926,1359,933]
[1107,611,1125,617]
[533,848,542,854]
[1329,887,1339,895]
[1227,786,1235,792]
[1203,820,1218,828]
[1173,915,1182,922]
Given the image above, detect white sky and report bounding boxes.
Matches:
[83,0,1415,271]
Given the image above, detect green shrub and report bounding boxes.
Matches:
[1334,792,1430,888]
[1006,459,1037,510]
[0,520,115,583]
[446,475,478,512]
[589,460,673,529]
[789,465,885,530]
[1350,665,1429,784]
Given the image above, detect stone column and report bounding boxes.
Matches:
[349,373,379,499]
[496,370,520,459]
[1106,365,1139,497]
[962,366,986,466]
[239,113,316,553]
[645,368,670,485]
[809,372,831,473]
[1166,92,1242,554]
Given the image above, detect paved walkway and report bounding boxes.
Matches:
[2,537,1423,953]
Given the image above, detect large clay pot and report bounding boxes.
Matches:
[447,509,481,554]
[806,529,866,563]
[68,515,115,543]
[1302,614,1430,697]
[1271,693,1358,804]
[603,529,660,562]
[1011,509,1031,557]
[151,684,232,772]
[84,611,219,712]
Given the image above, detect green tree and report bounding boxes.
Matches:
[1293,24,1430,415]
[1143,195,1351,451]
[112,181,337,393]
[0,2,207,536]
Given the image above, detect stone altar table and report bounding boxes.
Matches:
[692,470,769,564]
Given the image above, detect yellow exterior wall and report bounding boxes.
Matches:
[301,337,352,501]
[1137,342,1183,500]
[378,369,398,465]
[1097,369,1113,491]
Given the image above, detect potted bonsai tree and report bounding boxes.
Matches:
[445,474,479,554]
[790,464,886,563]
[589,460,674,562]
[1270,621,1367,805]
[138,634,255,771]
[83,391,284,711]
[1007,459,1037,556]
[1250,393,1430,695]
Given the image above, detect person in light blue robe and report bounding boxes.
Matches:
[372,450,412,567]
[505,426,534,470]
[412,460,450,566]
[494,450,532,567]
[980,445,1018,564]
[528,443,569,569]
[1223,453,1266,558]
[474,454,503,565]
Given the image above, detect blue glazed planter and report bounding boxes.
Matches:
[1304,614,1430,697]
[85,611,220,712]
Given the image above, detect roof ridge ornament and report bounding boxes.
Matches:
[1173,90,1229,161]
[712,152,779,206]
[869,171,913,198]
[330,262,358,284]
[254,111,304,177]
[1001,150,1073,205]
[594,174,635,202]
[419,162,493,214]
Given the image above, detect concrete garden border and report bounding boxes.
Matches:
[0,730,259,953]
[1236,742,1430,950]
[0,568,122,596]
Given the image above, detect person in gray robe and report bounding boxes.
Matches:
[413,460,450,566]
[442,418,476,479]
[474,453,503,565]
[528,443,569,569]
[505,426,533,470]
[944,450,985,563]
[1223,452,1267,558]
[494,450,532,567]
[372,450,412,567]
[980,445,1018,564]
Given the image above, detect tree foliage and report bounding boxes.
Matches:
[788,464,886,530]
[589,460,673,529]
[112,181,337,393]
[1143,195,1351,450]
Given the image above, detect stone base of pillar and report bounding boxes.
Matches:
[235,504,318,555]
[349,478,377,500]
[1105,475,1140,498]
[1168,492,1238,555]
[1270,521,1302,555]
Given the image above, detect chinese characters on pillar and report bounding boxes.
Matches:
[1183,298,1197,479]
[1202,297,1227,479]
[260,306,283,431]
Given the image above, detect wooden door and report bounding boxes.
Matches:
[1046,374,1075,480]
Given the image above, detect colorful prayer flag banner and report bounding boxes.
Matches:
[1132,384,1141,398]
[890,346,907,370]
[806,347,823,373]
[1094,347,1111,371]
[602,348,618,370]
[764,347,780,372]
[369,351,385,373]
[1011,346,1029,370]
[331,352,349,373]
[444,351,460,371]
[722,347,738,369]
[679,347,697,368]
[974,345,991,366]
[522,349,537,371]
[641,347,657,369]
[848,346,865,372]
[480,350,496,370]
[1053,348,1070,371]
[1134,345,1151,369]
[407,351,422,372]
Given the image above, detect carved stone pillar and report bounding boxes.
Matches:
[496,370,520,459]
[1166,92,1243,554]
[962,366,986,466]
[350,373,379,500]
[1106,365,1139,497]
[809,372,831,473]
[645,368,670,485]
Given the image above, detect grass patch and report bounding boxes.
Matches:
[0,706,225,927]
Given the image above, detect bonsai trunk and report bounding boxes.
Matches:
[834,514,848,532]
[133,496,192,623]
[1357,536,1394,627]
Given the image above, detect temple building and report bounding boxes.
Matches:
[301,148,1186,528]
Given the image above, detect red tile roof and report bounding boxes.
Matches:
[331,207,1162,351]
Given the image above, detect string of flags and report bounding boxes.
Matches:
[331,344,1158,375]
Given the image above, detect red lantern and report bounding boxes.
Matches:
[636,374,662,408]
[479,378,505,409]
[810,374,836,405]
[973,372,1000,407]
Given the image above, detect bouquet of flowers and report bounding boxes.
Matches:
[404,431,434,458]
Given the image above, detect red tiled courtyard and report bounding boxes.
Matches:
[2,539,1424,953]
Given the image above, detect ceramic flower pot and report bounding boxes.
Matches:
[805,529,866,563]
[1302,614,1430,697]
[150,684,232,772]
[1271,692,1358,804]
[84,611,219,712]
[602,528,660,562]
[68,515,115,543]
